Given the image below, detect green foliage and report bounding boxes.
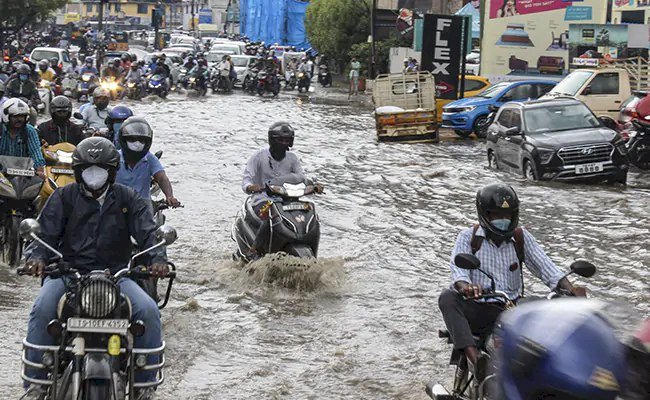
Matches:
[0,0,69,32]
[306,0,371,67]
[348,36,400,76]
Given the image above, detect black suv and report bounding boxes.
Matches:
[486,98,628,184]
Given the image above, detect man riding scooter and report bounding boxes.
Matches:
[37,95,86,146]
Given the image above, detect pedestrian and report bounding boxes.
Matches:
[349,57,361,97]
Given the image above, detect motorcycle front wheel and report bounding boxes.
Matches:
[2,215,22,267]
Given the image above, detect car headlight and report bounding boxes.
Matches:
[460,106,476,112]
[536,148,555,164]
[80,276,118,318]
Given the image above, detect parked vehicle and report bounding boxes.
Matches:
[373,71,438,142]
[442,80,556,139]
[485,98,628,184]
[464,50,480,76]
[436,76,490,123]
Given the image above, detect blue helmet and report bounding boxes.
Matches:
[108,105,133,122]
[495,299,627,400]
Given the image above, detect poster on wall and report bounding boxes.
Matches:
[421,14,464,99]
[568,24,629,67]
[481,0,608,80]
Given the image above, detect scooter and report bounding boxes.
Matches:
[627,119,650,170]
[231,174,321,261]
[425,253,597,400]
[285,70,297,90]
[147,74,168,98]
[126,78,145,100]
[60,75,77,99]
[318,64,332,87]
[209,67,229,94]
[38,79,54,115]
[76,72,98,102]
[38,142,76,210]
[297,71,310,93]
[243,68,259,94]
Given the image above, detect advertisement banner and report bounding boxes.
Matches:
[569,24,629,66]
[420,14,464,99]
[613,0,650,11]
[480,0,608,80]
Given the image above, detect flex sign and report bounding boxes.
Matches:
[420,14,463,99]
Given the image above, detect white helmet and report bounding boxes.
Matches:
[2,98,30,124]
[93,87,110,98]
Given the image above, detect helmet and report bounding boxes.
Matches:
[85,56,93,64]
[130,63,138,70]
[38,59,49,70]
[129,53,138,62]
[72,137,120,191]
[476,183,519,242]
[120,54,130,62]
[50,57,59,67]
[268,121,295,149]
[118,116,153,156]
[12,61,22,71]
[17,64,31,75]
[112,58,121,66]
[49,95,72,121]
[106,105,134,135]
[93,87,110,99]
[2,98,30,124]
[496,299,627,400]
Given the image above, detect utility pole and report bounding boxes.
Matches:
[191,0,196,34]
[97,0,109,71]
[370,0,376,79]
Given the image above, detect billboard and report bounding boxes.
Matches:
[481,0,608,80]
[421,14,464,99]
[569,24,629,67]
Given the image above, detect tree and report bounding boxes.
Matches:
[305,0,371,69]
[0,0,68,34]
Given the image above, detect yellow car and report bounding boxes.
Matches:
[436,76,490,122]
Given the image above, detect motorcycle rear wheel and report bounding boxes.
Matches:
[2,215,22,267]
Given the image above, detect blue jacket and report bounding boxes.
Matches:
[28,183,166,274]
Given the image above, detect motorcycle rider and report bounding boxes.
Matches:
[102,58,123,80]
[242,122,321,258]
[219,55,233,92]
[105,105,134,148]
[49,56,63,77]
[0,81,7,108]
[125,63,146,96]
[6,64,40,106]
[37,60,56,82]
[80,87,111,130]
[36,95,86,146]
[79,57,98,75]
[22,137,168,400]
[0,98,46,177]
[115,117,180,208]
[152,57,171,89]
[284,57,298,87]
[64,57,80,76]
[189,58,209,91]
[438,183,586,381]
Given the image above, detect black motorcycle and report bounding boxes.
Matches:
[297,71,310,93]
[209,67,229,94]
[628,119,650,170]
[256,70,280,97]
[318,64,332,87]
[19,219,177,400]
[0,156,43,266]
[426,253,596,400]
[475,105,499,139]
[231,175,320,261]
[243,68,259,94]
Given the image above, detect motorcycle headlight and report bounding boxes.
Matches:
[82,75,91,82]
[268,185,286,195]
[80,276,118,318]
[536,148,555,164]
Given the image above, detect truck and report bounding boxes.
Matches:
[372,71,439,143]
[542,57,650,119]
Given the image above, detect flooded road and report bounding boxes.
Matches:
[1,90,649,398]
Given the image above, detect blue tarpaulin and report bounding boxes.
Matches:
[240,0,311,49]
[455,3,480,40]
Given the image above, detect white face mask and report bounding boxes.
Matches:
[81,165,109,190]
[126,140,145,152]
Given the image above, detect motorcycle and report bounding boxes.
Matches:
[125,78,145,100]
[60,75,78,99]
[475,105,499,139]
[37,142,76,210]
[231,174,321,261]
[209,67,229,94]
[176,67,189,89]
[147,74,168,99]
[0,156,44,266]
[425,253,597,400]
[627,119,650,170]
[100,77,123,100]
[318,64,332,87]
[256,70,280,97]
[297,71,310,93]
[38,80,54,115]
[243,68,259,94]
[77,73,98,102]
[18,219,178,400]
[285,71,297,90]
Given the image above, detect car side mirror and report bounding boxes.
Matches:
[505,126,522,135]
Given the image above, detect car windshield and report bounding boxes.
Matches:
[524,103,600,133]
[207,52,232,62]
[31,50,57,61]
[231,57,249,67]
[476,82,510,98]
[549,70,593,96]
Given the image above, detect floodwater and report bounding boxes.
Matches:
[1,88,648,399]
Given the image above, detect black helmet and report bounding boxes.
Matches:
[17,64,31,75]
[50,95,72,124]
[476,183,520,241]
[268,121,295,149]
[118,116,153,157]
[72,137,120,190]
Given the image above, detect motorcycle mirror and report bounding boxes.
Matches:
[73,112,83,120]
[569,260,596,278]
[154,150,163,159]
[155,224,177,245]
[454,253,481,270]
[19,218,41,239]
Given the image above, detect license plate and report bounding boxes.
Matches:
[51,168,74,175]
[67,318,129,334]
[575,163,603,175]
[283,204,307,211]
[6,168,35,177]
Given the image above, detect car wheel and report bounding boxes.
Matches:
[488,151,499,169]
[473,115,490,139]
[454,130,472,139]
[523,160,537,181]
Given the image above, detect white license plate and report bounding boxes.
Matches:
[575,163,603,175]
[67,318,129,334]
[283,204,307,211]
[51,168,74,175]
[6,168,35,177]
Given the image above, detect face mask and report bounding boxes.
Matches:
[491,218,511,231]
[126,140,145,152]
[19,74,28,81]
[81,165,109,190]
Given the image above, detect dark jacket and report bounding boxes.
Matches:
[37,119,87,146]
[29,183,165,274]
[6,77,38,101]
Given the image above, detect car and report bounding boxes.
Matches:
[617,91,649,139]
[30,47,71,70]
[442,79,557,138]
[465,49,480,75]
[230,55,256,87]
[485,98,628,184]
[436,76,490,122]
[206,50,236,66]
[210,44,241,55]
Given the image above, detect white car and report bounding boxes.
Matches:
[230,55,255,87]
[210,44,241,55]
[30,47,71,70]
[206,50,236,66]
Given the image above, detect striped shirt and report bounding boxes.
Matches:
[0,124,46,168]
[450,226,565,300]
